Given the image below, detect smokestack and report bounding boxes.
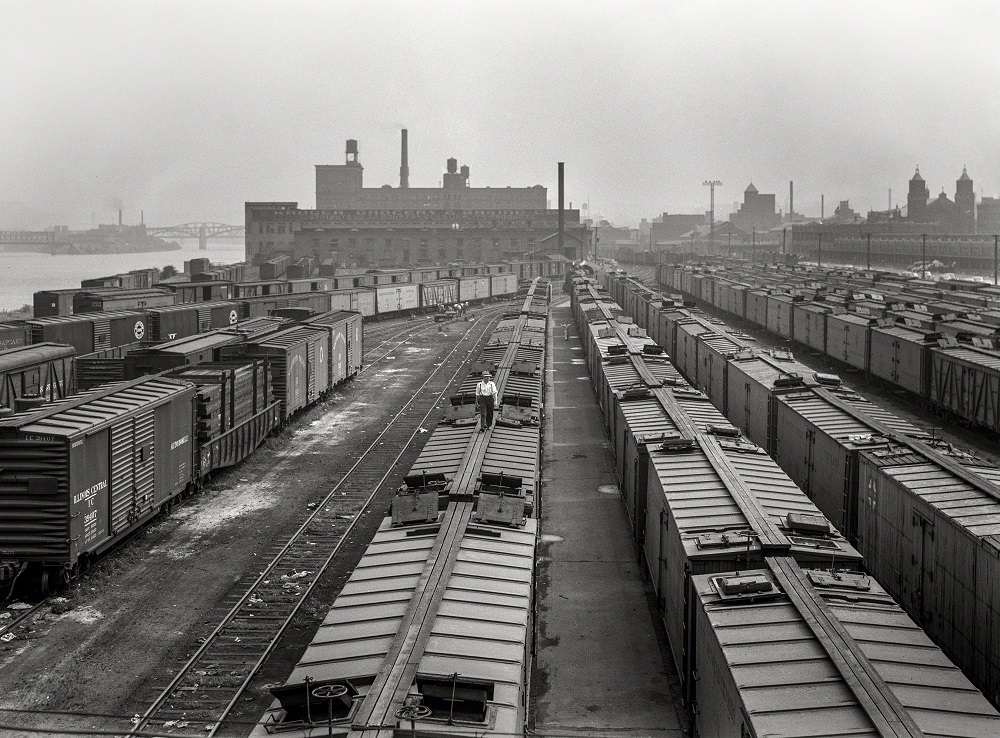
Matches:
[558,162,565,256]
[400,129,409,189]
[789,181,794,222]
[821,195,824,220]
[118,209,122,227]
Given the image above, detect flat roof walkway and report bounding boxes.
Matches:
[530,298,687,737]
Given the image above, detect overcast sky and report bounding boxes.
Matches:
[3,0,999,230]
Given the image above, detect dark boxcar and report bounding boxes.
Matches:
[233,280,291,299]
[0,322,30,352]
[259,254,290,280]
[34,288,111,317]
[73,288,176,313]
[124,332,245,377]
[0,343,76,408]
[75,342,141,391]
[29,311,150,354]
[239,292,331,319]
[147,301,242,341]
[162,280,234,303]
[0,376,195,589]
[857,445,1000,708]
[302,310,362,386]
[222,326,326,419]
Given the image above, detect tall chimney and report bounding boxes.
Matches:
[789,181,794,222]
[558,162,565,257]
[118,209,122,227]
[400,129,409,189]
[821,194,824,220]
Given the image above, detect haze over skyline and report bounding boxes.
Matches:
[4,1,999,230]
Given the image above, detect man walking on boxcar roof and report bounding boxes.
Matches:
[476,370,499,432]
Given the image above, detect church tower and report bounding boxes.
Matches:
[907,167,929,222]
[956,166,975,233]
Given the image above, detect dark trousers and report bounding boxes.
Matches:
[476,395,495,428]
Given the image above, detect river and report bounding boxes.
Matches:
[0,239,246,311]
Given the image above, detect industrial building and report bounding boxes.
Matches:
[246,131,587,269]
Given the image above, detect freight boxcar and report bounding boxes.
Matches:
[642,400,861,698]
[868,321,936,397]
[791,301,834,354]
[73,287,176,313]
[0,376,196,591]
[0,322,30,351]
[26,310,150,355]
[285,277,332,293]
[146,301,242,341]
[765,292,800,336]
[232,280,291,299]
[929,341,1000,431]
[326,288,376,318]
[259,255,290,280]
[418,279,459,311]
[0,343,76,409]
[368,283,419,316]
[161,280,234,303]
[222,325,328,419]
[239,292,331,318]
[771,385,928,539]
[825,311,875,370]
[124,332,245,378]
[34,287,119,317]
[300,310,363,385]
[489,272,518,300]
[724,347,813,452]
[857,444,1000,707]
[456,275,490,302]
[689,559,1000,737]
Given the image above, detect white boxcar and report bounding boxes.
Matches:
[370,284,419,315]
[457,275,490,302]
[327,288,376,318]
[490,273,518,299]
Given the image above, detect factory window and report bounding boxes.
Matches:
[330,239,338,249]
[385,237,392,249]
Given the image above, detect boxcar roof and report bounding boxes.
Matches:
[694,561,1000,737]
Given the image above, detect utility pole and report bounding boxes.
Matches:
[703,180,722,257]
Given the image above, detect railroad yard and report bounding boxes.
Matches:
[2,263,1000,738]
[0,313,498,736]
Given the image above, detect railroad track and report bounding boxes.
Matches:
[0,600,47,645]
[126,309,507,737]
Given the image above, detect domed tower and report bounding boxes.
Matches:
[956,166,975,233]
[907,167,929,222]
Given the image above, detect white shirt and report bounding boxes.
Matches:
[476,379,498,402]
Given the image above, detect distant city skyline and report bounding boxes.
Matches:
[4,2,999,231]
